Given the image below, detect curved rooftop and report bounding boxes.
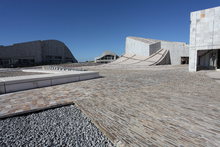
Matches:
[0,40,78,67]
[96,50,118,59]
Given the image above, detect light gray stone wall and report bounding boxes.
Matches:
[125,37,189,65]
[149,42,161,55]
[160,41,189,65]
[125,37,151,56]
[189,6,220,71]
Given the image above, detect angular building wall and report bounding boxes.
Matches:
[160,41,189,65]
[0,40,77,67]
[125,37,189,65]
[125,37,161,56]
[189,6,220,71]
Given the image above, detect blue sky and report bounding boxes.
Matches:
[0,0,219,61]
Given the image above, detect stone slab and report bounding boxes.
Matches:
[51,76,80,85]
[0,70,99,94]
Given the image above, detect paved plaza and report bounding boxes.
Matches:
[0,69,45,78]
[0,65,220,146]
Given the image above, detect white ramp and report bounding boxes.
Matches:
[108,53,135,65]
[134,49,169,66]
[100,48,169,69]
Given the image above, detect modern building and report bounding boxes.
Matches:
[95,51,119,63]
[0,40,77,67]
[189,6,220,72]
[125,37,189,65]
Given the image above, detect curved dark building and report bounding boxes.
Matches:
[0,40,77,67]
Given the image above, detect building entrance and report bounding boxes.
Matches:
[217,49,220,69]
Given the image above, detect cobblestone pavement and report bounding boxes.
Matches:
[0,65,220,146]
[206,71,220,84]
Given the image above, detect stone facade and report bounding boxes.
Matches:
[125,37,160,57]
[189,6,220,71]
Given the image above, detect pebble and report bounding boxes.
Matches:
[0,105,114,147]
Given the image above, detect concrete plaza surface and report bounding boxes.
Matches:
[0,65,220,146]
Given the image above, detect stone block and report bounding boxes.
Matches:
[79,73,99,81]
[0,70,100,94]
[5,82,36,93]
[0,83,5,94]
[36,80,52,88]
[51,76,79,85]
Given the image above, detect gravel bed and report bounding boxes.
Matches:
[0,105,114,147]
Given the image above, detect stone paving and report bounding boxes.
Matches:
[0,70,45,77]
[0,65,220,146]
[206,71,220,84]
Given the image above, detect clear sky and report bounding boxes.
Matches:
[0,0,219,61]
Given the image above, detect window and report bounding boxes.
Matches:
[181,57,189,64]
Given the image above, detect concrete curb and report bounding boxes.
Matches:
[0,69,100,94]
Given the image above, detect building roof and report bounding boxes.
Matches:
[95,51,118,60]
[191,5,220,14]
[127,37,159,44]
[127,36,187,44]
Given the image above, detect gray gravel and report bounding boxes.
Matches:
[0,105,114,147]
